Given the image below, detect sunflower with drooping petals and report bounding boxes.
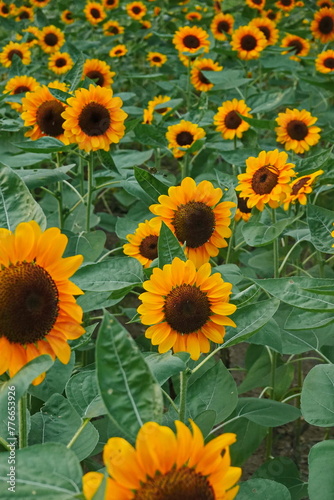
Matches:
[283,170,324,210]
[103,19,124,36]
[61,84,127,152]
[0,41,31,67]
[166,120,206,159]
[311,7,334,43]
[147,51,167,67]
[48,51,74,75]
[103,0,119,8]
[246,0,266,10]
[4,75,39,112]
[38,25,65,53]
[210,13,234,41]
[214,99,252,141]
[249,17,279,45]
[109,44,127,57]
[276,0,295,11]
[173,25,210,54]
[190,58,223,92]
[0,221,85,386]
[82,59,115,88]
[126,1,147,20]
[281,34,310,60]
[275,108,321,154]
[83,420,241,500]
[235,196,252,222]
[84,1,106,24]
[231,25,267,60]
[61,9,74,24]
[149,177,235,268]
[315,49,334,73]
[236,149,296,211]
[123,219,161,268]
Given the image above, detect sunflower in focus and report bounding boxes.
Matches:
[61,84,127,152]
[245,0,266,10]
[103,0,119,8]
[123,219,161,267]
[38,25,65,53]
[109,44,127,57]
[147,51,167,67]
[84,1,106,24]
[214,99,252,140]
[311,7,334,43]
[236,149,296,211]
[0,221,84,385]
[48,51,74,75]
[4,75,39,112]
[0,2,14,16]
[166,120,205,159]
[275,108,321,154]
[173,25,210,54]
[0,41,31,67]
[149,177,235,268]
[315,49,334,73]
[249,17,279,45]
[15,6,33,21]
[276,0,295,11]
[235,195,252,222]
[61,10,74,24]
[83,420,241,500]
[126,1,147,20]
[82,58,115,88]
[190,58,222,92]
[283,170,324,210]
[103,19,124,36]
[231,25,267,60]
[281,34,310,60]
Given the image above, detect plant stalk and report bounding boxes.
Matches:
[19,393,28,449]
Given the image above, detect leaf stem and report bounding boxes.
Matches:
[86,152,94,232]
[19,393,28,449]
[67,418,91,449]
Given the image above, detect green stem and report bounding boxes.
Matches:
[178,371,189,423]
[225,219,235,264]
[0,436,10,451]
[67,418,90,449]
[180,154,189,180]
[56,153,64,230]
[86,152,94,232]
[19,393,28,449]
[186,59,192,111]
[161,389,179,414]
[272,209,279,278]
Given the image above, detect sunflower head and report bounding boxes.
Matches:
[103,0,119,8]
[48,51,74,75]
[84,1,106,24]
[275,108,321,154]
[311,7,334,43]
[231,24,267,60]
[4,75,39,112]
[103,20,124,36]
[214,98,252,140]
[190,58,223,92]
[38,25,65,53]
[275,0,296,11]
[245,0,266,10]
[123,219,161,267]
[147,51,167,67]
[210,12,234,40]
[0,41,31,68]
[61,10,75,24]
[281,34,310,60]
[249,17,279,45]
[166,120,206,158]
[283,170,324,209]
[82,58,115,88]
[315,49,334,73]
[109,44,127,57]
[126,1,147,19]
[173,25,210,54]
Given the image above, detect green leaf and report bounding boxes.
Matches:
[307,205,334,254]
[16,164,74,189]
[301,364,334,427]
[134,123,168,148]
[242,218,294,246]
[98,149,119,173]
[239,114,277,130]
[225,418,267,466]
[0,443,82,499]
[48,87,73,103]
[143,352,187,386]
[193,410,217,438]
[202,69,250,89]
[308,440,334,500]
[66,370,107,419]
[231,397,300,426]
[134,166,169,203]
[65,230,107,262]
[96,311,163,439]
[284,308,334,330]
[114,149,154,169]
[158,222,186,267]
[0,166,47,230]
[238,479,291,500]
[65,52,85,92]
[14,137,72,153]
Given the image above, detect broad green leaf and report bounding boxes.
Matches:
[250,88,295,114]
[213,264,243,286]
[66,370,107,419]
[225,418,267,466]
[239,114,276,130]
[134,123,169,148]
[202,69,250,89]
[143,352,187,386]
[77,290,121,312]
[96,311,163,439]
[238,479,291,500]
[16,164,74,189]
[134,166,169,203]
[301,364,334,427]
[308,440,334,500]
[65,52,85,91]
[280,325,334,356]
[114,150,154,169]
[0,152,51,168]
[284,308,334,330]
[115,217,142,240]
[231,397,300,426]
[249,319,283,353]
[193,410,217,438]
[242,218,294,246]
[158,222,186,267]
[307,205,334,254]
[65,230,107,262]
[48,87,73,103]
[14,137,72,153]
[98,149,119,173]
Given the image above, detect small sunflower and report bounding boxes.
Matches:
[236,149,296,211]
[148,95,172,115]
[275,0,295,11]
[283,170,324,210]
[48,51,74,75]
[149,177,235,268]
[103,19,124,36]
[147,51,167,67]
[38,25,65,53]
[0,41,31,68]
[61,10,74,24]
[311,7,334,43]
[109,44,127,57]
[173,25,210,54]
[245,0,266,10]
[190,58,223,92]
[231,25,267,60]
[123,219,161,267]
[4,75,39,112]
[186,11,202,21]
[142,107,153,124]
[210,12,234,41]
[21,26,40,47]
[83,420,241,500]
[30,0,51,6]
[281,34,310,60]
[82,58,115,88]
[318,0,333,8]
[166,120,206,159]
[15,6,34,21]
[249,17,279,45]
[84,1,106,24]
[262,8,282,22]
[61,84,127,152]
[235,196,252,222]
[103,0,119,8]
[126,1,147,20]
[0,221,84,385]
[315,49,334,73]
[140,19,152,31]
[0,2,14,17]
[275,108,321,154]
[214,99,252,140]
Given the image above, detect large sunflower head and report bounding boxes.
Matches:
[82,58,115,88]
[281,34,310,60]
[249,17,279,45]
[0,41,31,68]
[126,1,147,20]
[102,19,124,36]
[245,0,266,10]
[311,7,334,43]
[123,219,161,267]
[38,25,65,53]
[61,9,75,24]
[236,149,296,211]
[61,84,127,152]
[48,51,74,75]
[165,120,206,159]
[231,25,267,60]
[214,98,252,140]
[210,12,234,41]
[275,0,295,11]
[173,25,210,54]
[190,58,223,92]
[275,108,321,154]
[84,1,106,24]
[0,221,84,385]
[283,169,324,210]
[317,0,333,8]
[4,75,39,112]
[315,49,334,73]
[147,51,167,67]
[149,177,235,268]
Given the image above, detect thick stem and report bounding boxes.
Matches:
[178,371,189,423]
[225,219,235,264]
[86,152,94,232]
[19,393,28,449]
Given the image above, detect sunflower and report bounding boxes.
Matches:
[311,7,334,43]
[142,107,153,124]
[275,108,321,154]
[4,75,39,112]
[214,99,252,140]
[61,84,127,152]
[109,44,127,57]
[178,51,203,67]
[0,221,84,385]
[29,0,51,6]
[126,1,147,20]
[38,25,65,53]
[82,58,115,88]
[317,0,333,8]
[190,58,223,92]
[283,170,324,210]
[83,420,241,500]
[103,0,119,8]
[245,0,266,10]
[173,25,210,54]
[153,5,161,15]
[315,49,334,73]
[149,177,235,268]
[61,9,75,24]
[186,11,202,21]
[103,19,124,36]
[48,51,74,75]
[230,25,267,60]
[236,149,296,211]
[148,95,172,115]
[166,120,206,159]
[0,41,31,68]
[213,0,222,11]
[84,1,106,24]
[0,2,14,17]
[249,17,279,45]
[210,12,234,41]
[281,34,310,60]
[15,6,34,21]
[123,219,161,268]
[21,82,70,143]
[261,8,282,23]
[147,51,167,67]
[235,196,252,222]
[21,26,40,47]
[275,0,295,11]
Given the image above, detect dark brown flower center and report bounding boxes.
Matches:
[176,131,194,146]
[217,20,229,33]
[139,235,158,260]
[237,196,252,213]
[1,5,9,13]
[44,32,58,46]
[55,57,66,67]
[155,106,168,114]
[267,11,277,20]
[251,165,279,194]
[86,70,105,86]
[0,262,59,345]
[36,99,65,137]
[172,201,215,248]
[287,39,303,54]
[109,26,119,34]
[19,10,30,19]
[132,6,141,14]
[183,35,200,49]
[14,85,30,94]
[198,67,212,84]
[281,0,292,5]
[320,2,331,7]
[107,0,116,4]
[65,12,73,20]
[287,119,308,140]
[224,110,242,129]
[251,0,262,5]
[258,26,270,40]
[91,7,101,18]
[152,56,162,62]
[240,34,257,51]
[291,177,311,195]
[164,285,211,334]
[319,15,334,34]
[8,49,23,61]
[78,102,111,136]
[324,56,334,68]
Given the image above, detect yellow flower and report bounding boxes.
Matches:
[281,34,310,60]
[30,0,51,6]
[103,20,124,36]
[173,25,210,54]
[261,8,282,23]
[103,0,119,8]
[123,219,161,267]
[275,108,321,154]
[84,1,106,24]
[190,58,223,92]
[0,41,31,67]
[315,49,334,73]
[0,221,84,385]
[61,9,75,24]
[126,1,147,20]
[48,51,74,75]
[245,0,266,10]
[147,51,167,67]
[166,120,205,158]
[249,17,279,45]
[109,44,127,57]
[186,11,202,21]
[3,75,39,112]
[38,25,65,53]
[275,0,296,11]
[231,25,267,60]
[214,99,252,140]
[311,7,334,43]
[15,6,33,21]
[235,196,252,222]
[283,170,324,209]
[210,12,234,40]
[0,2,14,17]
[82,58,115,88]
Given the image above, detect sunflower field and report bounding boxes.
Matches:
[0,0,334,498]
